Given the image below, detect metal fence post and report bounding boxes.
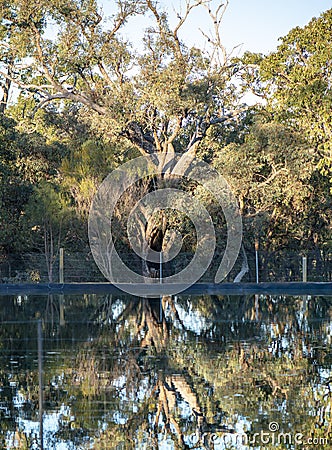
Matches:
[302,256,307,282]
[255,240,259,283]
[59,248,64,283]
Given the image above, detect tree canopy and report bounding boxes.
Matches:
[0,0,331,279]
[0,0,243,159]
[238,9,332,186]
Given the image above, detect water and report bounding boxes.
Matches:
[0,294,331,449]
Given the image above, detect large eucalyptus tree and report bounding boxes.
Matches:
[0,0,246,278]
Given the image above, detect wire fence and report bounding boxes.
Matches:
[0,248,331,284]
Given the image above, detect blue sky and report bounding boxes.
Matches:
[218,0,332,54]
[109,0,332,56]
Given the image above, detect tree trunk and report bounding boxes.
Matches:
[0,59,13,114]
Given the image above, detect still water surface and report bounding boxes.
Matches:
[0,294,331,449]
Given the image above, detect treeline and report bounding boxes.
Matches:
[0,0,331,280]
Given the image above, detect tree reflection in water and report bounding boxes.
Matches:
[0,294,331,449]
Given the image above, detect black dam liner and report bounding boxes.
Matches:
[0,282,331,296]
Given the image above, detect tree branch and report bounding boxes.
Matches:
[234,245,249,282]
[0,70,53,93]
[252,167,288,189]
[201,0,229,67]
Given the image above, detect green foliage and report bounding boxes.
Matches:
[26,181,69,226]
[0,0,239,156]
[213,120,331,250]
[238,9,332,183]
[0,113,60,253]
[0,1,331,260]
[25,181,72,280]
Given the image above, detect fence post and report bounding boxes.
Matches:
[255,240,259,283]
[59,248,64,284]
[302,256,307,282]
